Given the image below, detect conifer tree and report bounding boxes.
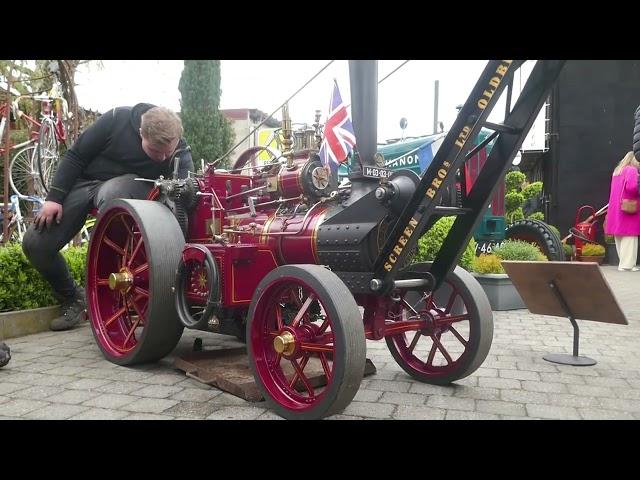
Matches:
[179,61,234,169]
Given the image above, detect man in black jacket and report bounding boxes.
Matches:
[22,103,193,331]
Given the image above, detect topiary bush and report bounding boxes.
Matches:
[0,243,87,312]
[522,181,543,200]
[505,191,525,212]
[414,216,477,271]
[505,171,526,194]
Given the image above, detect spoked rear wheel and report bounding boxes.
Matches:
[248,265,365,420]
[231,146,280,173]
[37,117,60,194]
[86,199,185,365]
[385,262,493,385]
[10,146,46,198]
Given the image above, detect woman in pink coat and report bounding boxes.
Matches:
[605,151,640,270]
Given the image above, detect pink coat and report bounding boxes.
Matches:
[605,165,640,236]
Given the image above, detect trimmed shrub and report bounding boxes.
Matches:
[0,243,87,312]
[522,181,543,200]
[581,243,605,256]
[414,216,477,271]
[493,239,548,262]
[527,211,545,221]
[472,254,504,274]
[505,171,526,194]
[505,191,525,212]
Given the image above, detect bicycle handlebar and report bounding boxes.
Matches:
[12,94,68,120]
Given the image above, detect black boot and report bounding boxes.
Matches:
[50,286,87,331]
[0,342,10,368]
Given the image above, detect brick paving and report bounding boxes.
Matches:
[1,265,638,420]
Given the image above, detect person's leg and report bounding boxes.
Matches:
[94,174,152,213]
[22,179,98,330]
[616,235,637,270]
[630,235,639,269]
[22,179,97,299]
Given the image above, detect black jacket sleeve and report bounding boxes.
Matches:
[633,105,640,161]
[45,109,116,204]
[175,138,194,179]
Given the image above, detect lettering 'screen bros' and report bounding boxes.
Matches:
[383,60,513,273]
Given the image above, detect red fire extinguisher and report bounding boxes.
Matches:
[573,205,599,255]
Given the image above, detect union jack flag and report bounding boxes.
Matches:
[319,80,356,175]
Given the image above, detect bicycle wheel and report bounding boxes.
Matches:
[10,145,46,198]
[37,117,60,194]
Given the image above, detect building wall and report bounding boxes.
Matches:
[223,109,280,167]
[546,60,640,239]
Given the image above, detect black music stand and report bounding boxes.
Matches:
[501,261,628,366]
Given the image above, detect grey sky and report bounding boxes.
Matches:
[74,60,545,148]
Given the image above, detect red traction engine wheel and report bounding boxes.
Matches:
[385,262,494,385]
[86,199,185,365]
[247,265,366,420]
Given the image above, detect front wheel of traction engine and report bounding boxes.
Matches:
[247,265,366,420]
[385,262,493,385]
[86,199,185,365]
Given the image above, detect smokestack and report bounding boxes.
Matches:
[349,60,378,167]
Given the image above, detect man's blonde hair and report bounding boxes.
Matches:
[140,107,183,146]
[613,151,640,176]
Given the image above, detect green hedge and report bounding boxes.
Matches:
[0,243,87,312]
[414,216,477,271]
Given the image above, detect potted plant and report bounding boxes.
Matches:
[471,239,547,311]
[577,243,606,264]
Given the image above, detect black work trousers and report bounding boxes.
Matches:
[22,174,152,300]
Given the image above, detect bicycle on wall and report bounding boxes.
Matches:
[0,91,68,199]
[12,92,68,194]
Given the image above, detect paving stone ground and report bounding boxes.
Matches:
[1,265,638,420]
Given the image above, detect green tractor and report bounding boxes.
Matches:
[339,129,564,261]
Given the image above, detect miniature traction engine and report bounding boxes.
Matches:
[86,60,566,419]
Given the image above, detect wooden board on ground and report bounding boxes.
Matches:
[501,261,627,325]
[174,347,377,402]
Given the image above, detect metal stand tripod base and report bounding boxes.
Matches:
[543,353,596,366]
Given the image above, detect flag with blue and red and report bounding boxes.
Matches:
[319,80,356,176]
